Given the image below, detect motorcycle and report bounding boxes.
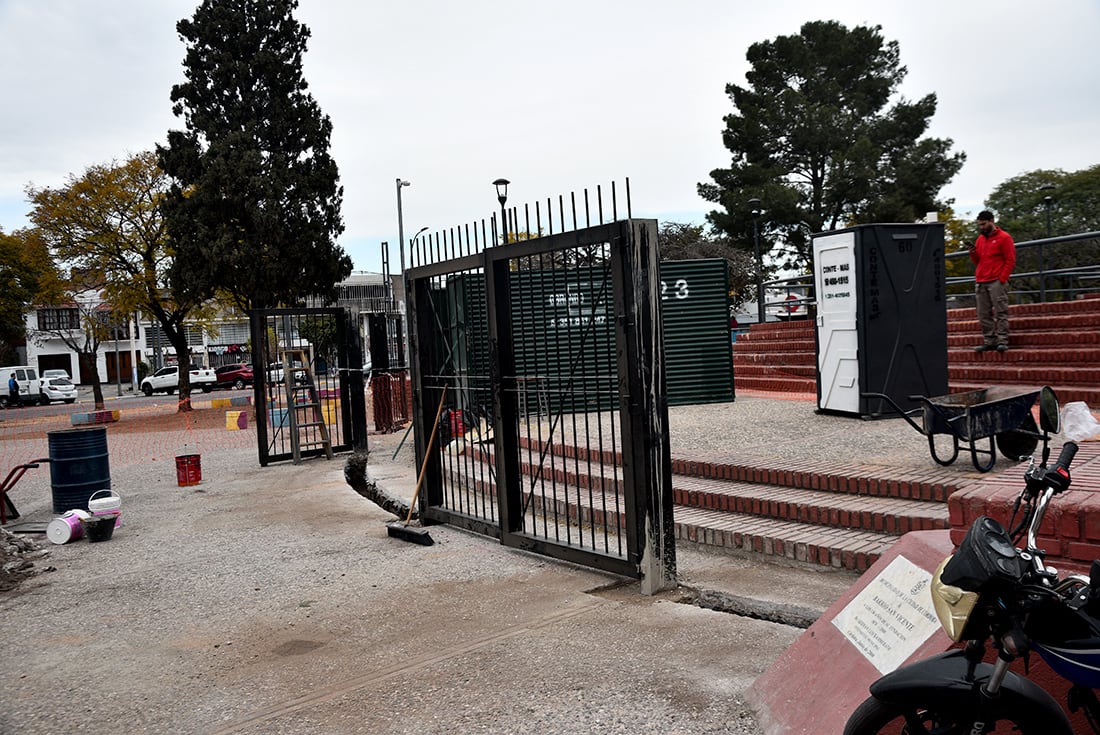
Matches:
[844,386,1100,734]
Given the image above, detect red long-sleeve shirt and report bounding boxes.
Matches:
[971,227,1016,283]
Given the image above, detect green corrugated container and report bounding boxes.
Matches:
[659,259,735,404]
[430,259,734,408]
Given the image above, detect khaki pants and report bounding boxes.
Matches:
[976,280,1009,346]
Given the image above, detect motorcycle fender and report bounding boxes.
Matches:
[869,650,1073,733]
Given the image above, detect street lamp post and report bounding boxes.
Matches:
[409,226,428,265]
[396,178,411,272]
[749,198,765,324]
[1039,183,1055,302]
[493,178,510,245]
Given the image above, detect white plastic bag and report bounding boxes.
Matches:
[1061,401,1100,442]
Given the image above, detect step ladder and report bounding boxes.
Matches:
[281,349,333,464]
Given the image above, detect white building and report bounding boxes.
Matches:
[23,273,399,385]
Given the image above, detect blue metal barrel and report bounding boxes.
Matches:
[47,427,111,513]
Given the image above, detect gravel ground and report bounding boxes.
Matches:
[0,405,815,735]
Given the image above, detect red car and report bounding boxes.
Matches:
[214,363,253,390]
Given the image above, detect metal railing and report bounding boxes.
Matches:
[944,231,1100,307]
[759,230,1100,316]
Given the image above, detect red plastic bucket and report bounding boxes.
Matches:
[175,454,202,486]
[449,410,466,438]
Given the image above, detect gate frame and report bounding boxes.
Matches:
[250,306,367,467]
[406,219,675,591]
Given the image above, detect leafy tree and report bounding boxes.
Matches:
[985,165,1100,240]
[158,0,352,313]
[26,152,215,411]
[0,228,56,364]
[699,20,965,271]
[297,315,337,367]
[983,164,1100,301]
[929,207,975,298]
[657,222,756,308]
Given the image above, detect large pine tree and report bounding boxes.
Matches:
[158,0,351,311]
[699,21,965,271]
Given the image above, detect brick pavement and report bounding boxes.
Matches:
[1,401,259,514]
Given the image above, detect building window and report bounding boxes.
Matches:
[37,308,80,331]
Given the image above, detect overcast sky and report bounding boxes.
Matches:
[2,0,1098,274]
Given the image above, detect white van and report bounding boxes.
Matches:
[1,365,40,407]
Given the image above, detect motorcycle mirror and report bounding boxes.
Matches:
[1039,386,1060,434]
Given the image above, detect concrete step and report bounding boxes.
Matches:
[733,375,817,394]
[948,295,1100,321]
[674,506,890,571]
[948,381,1100,407]
[734,364,817,379]
[949,364,1100,384]
[948,311,1100,333]
[733,297,1100,403]
[735,322,815,343]
[948,337,1100,353]
[734,339,816,354]
[734,351,816,365]
[673,474,948,534]
[668,453,959,503]
[493,438,958,572]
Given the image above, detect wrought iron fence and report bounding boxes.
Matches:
[759,230,1100,317]
[250,307,366,466]
[406,209,675,588]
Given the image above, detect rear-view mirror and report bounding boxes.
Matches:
[1039,386,1060,434]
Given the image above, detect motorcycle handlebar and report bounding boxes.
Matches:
[1054,442,1079,475]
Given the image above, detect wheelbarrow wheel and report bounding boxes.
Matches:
[996,414,1040,461]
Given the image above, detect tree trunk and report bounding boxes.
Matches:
[167,330,194,412]
[81,352,105,410]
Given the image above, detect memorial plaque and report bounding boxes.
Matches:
[831,555,942,674]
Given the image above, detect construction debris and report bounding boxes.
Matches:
[1,526,53,593]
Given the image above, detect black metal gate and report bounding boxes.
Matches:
[406,218,675,589]
[251,307,367,466]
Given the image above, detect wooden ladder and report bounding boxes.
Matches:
[282,349,333,464]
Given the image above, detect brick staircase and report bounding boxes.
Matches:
[668,453,952,572]
[733,295,1100,405]
[677,295,1100,572]
[464,439,956,573]
[440,299,1100,575]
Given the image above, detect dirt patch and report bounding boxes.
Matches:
[0,527,52,593]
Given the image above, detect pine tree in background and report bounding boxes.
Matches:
[158,0,352,312]
[699,20,965,272]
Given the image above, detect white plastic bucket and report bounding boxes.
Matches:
[46,509,91,545]
[88,489,122,528]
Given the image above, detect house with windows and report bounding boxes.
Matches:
[21,272,401,385]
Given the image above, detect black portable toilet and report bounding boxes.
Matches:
[813,223,948,418]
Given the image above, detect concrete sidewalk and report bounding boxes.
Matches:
[12,386,1046,734]
[0,396,871,734]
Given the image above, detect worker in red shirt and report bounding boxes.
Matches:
[969,210,1016,352]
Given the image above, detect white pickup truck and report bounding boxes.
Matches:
[140,365,217,396]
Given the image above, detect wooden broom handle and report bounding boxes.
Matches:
[406,386,449,524]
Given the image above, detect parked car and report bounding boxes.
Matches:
[39,371,78,404]
[266,362,307,386]
[140,365,217,396]
[214,363,253,390]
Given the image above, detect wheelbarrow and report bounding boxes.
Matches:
[1,458,50,524]
[863,388,1043,472]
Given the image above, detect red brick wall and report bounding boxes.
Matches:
[948,440,1100,573]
